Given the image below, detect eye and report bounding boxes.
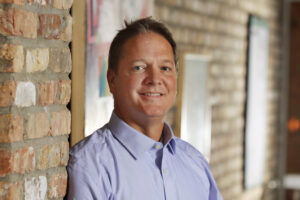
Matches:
[133,66,144,71]
[161,66,171,71]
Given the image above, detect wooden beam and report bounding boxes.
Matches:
[71,0,86,146]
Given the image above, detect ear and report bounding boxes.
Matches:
[107,69,116,94]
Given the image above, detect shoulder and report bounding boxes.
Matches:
[68,124,112,167]
[67,125,113,199]
[174,137,209,167]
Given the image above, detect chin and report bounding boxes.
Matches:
[141,109,167,119]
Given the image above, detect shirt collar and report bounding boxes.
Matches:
[162,123,176,154]
[108,112,176,159]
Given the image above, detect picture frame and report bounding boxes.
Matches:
[244,15,270,189]
[71,0,154,145]
[175,53,212,161]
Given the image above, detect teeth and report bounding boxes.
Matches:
[143,93,161,96]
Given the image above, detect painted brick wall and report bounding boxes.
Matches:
[0,0,72,199]
[155,0,282,199]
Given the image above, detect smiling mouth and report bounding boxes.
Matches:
[141,92,163,96]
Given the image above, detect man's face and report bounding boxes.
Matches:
[108,32,177,125]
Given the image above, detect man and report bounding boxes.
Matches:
[67,17,222,200]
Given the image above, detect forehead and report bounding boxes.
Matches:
[121,32,174,57]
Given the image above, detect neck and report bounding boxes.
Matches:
[130,120,164,141]
[114,111,165,141]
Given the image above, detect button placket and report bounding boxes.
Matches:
[161,147,178,200]
[162,168,167,174]
[161,148,168,177]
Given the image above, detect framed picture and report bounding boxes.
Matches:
[71,0,154,145]
[244,15,270,189]
[176,53,212,161]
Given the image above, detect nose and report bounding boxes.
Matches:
[144,66,162,86]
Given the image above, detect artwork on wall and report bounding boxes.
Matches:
[85,0,153,136]
[176,53,212,161]
[244,15,270,189]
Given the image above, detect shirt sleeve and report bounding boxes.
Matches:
[67,154,112,200]
[201,158,223,200]
[208,173,223,200]
[178,138,223,200]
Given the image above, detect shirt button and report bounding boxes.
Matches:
[155,144,160,149]
[162,169,167,174]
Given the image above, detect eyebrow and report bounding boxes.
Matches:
[131,59,146,63]
[161,59,174,64]
[130,58,175,65]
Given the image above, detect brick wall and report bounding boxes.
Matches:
[0,0,72,199]
[155,0,282,199]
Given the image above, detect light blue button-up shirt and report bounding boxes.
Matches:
[67,113,222,200]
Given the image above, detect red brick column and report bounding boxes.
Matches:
[0,0,73,199]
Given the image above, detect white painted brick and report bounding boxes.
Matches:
[15,82,36,107]
[24,176,47,200]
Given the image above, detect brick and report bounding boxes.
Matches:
[0,147,36,176]
[14,9,37,38]
[28,0,49,6]
[13,146,35,173]
[0,81,16,107]
[53,0,73,9]
[0,9,14,36]
[0,44,24,72]
[48,171,67,198]
[210,76,244,91]
[59,15,72,41]
[165,0,182,6]
[211,145,243,164]
[211,131,242,151]
[15,82,36,107]
[24,176,47,200]
[0,149,13,176]
[25,48,49,72]
[50,109,71,136]
[38,80,58,106]
[57,80,71,104]
[0,0,24,5]
[36,145,50,170]
[0,114,23,143]
[49,47,72,73]
[182,0,200,11]
[26,112,49,139]
[38,14,61,39]
[37,144,60,170]
[216,171,242,190]
[0,181,22,200]
[0,8,37,38]
[60,141,69,166]
[49,143,60,167]
[212,104,244,120]
[211,156,243,179]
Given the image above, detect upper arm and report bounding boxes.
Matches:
[67,156,112,200]
[199,157,223,200]
[183,142,223,200]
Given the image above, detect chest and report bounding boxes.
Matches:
[106,149,210,200]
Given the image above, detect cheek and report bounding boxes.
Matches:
[167,76,177,92]
[127,76,143,89]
